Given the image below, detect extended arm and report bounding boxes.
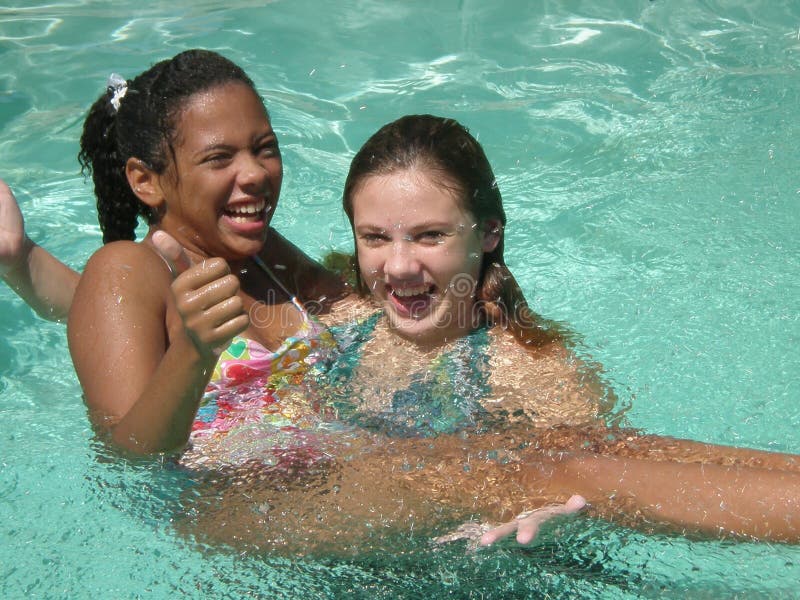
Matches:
[0,179,79,321]
[542,451,800,542]
[180,427,800,555]
[450,424,800,545]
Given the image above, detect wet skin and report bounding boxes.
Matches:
[351,167,498,347]
[139,81,283,264]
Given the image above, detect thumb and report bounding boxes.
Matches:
[151,230,192,276]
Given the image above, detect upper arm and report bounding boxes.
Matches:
[67,242,171,425]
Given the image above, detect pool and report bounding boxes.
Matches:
[2,0,799,597]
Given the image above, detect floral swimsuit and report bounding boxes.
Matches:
[185,257,341,469]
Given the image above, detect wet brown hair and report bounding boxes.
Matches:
[342,114,559,348]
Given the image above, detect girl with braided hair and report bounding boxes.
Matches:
[15,49,345,453]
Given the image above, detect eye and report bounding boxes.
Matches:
[202,152,233,167]
[417,230,449,244]
[256,139,280,159]
[358,232,389,246]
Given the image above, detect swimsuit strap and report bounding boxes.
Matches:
[251,254,306,314]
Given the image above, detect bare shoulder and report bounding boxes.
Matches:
[68,240,176,422]
[483,327,609,427]
[71,240,173,321]
[79,240,171,287]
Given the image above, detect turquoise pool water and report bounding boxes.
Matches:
[2,0,800,597]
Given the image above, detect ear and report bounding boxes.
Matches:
[481,219,502,253]
[125,158,165,211]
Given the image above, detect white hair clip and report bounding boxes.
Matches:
[107,73,128,112]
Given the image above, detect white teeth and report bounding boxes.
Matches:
[392,285,431,297]
[228,199,267,216]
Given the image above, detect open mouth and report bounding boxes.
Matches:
[224,199,270,224]
[388,284,436,317]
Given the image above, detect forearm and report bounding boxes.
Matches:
[479,423,800,472]
[548,452,800,542]
[626,435,800,472]
[2,237,79,321]
[104,340,217,454]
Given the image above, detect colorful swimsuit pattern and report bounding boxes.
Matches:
[184,259,342,469]
[193,299,336,435]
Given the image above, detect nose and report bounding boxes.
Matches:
[384,240,420,280]
[238,152,278,192]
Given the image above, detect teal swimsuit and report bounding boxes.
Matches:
[326,313,494,438]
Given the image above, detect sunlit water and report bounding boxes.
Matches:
[1,1,799,597]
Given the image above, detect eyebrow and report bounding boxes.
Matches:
[354,220,458,232]
[354,224,387,233]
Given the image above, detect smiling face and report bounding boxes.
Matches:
[149,82,282,261]
[352,167,499,346]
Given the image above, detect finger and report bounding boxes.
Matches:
[208,313,250,349]
[0,179,24,235]
[172,259,235,298]
[176,273,241,315]
[184,295,247,334]
[0,178,14,203]
[478,520,518,547]
[516,516,546,545]
[564,494,587,512]
[193,315,250,359]
[185,302,249,356]
[516,495,587,545]
[151,230,192,276]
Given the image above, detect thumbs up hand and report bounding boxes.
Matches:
[151,230,249,358]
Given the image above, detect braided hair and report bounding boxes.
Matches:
[342,114,561,348]
[78,49,259,243]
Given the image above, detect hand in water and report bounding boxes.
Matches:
[151,230,249,357]
[434,494,587,551]
[0,178,27,277]
[480,494,587,546]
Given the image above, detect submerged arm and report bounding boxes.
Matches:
[176,426,800,555]
[471,426,800,545]
[0,179,79,321]
[350,427,800,545]
[543,450,800,542]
